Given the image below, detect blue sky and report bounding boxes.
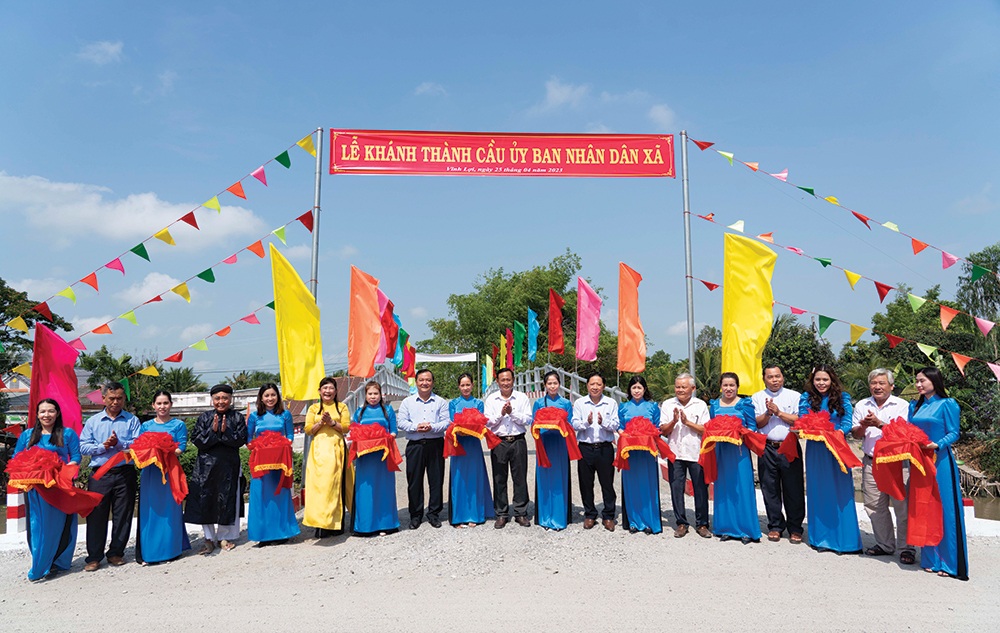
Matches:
[2,2,999,383]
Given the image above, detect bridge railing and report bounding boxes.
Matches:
[342,363,411,413]
[485,363,628,403]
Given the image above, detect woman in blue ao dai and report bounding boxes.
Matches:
[708,372,761,543]
[618,375,662,534]
[351,381,400,536]
[532,371,574,530]
[797,365,861,554]
[448,373,494,527]
[246,383,300,544]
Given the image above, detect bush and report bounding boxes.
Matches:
[979,439,1000,481]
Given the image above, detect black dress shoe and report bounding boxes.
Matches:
[719,535,732,542]
[494,517,509,529]
[740,537,753,545]
[409,519,421,530]
[428,518,442,529]
[514,516,531,527]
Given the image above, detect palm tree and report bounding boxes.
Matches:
[160,367,208,393]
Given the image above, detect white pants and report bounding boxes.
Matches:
[202,476,242,542]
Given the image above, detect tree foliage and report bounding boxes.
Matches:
[78,345,166,416]
[224,370,281,391]
[762,314,835,392]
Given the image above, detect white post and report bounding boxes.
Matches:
[681,130,696,379]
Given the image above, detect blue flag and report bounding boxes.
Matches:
[528,307,539,362]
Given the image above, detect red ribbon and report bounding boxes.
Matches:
[531,407,582,468]
[614,417,675,470]
[348,423,402,471]
[5,446,103,517]
[247,430,295,495]
[778,410,862,473]
[873,418,943,547]
[698,415,767,484]
[444,409,501,458]
[93,433,190,504]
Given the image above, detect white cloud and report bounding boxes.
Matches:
[337,245,359,259]
[529,77,589,114]
[9,277,69,298]
[414,82,446,97]
[648,104,677,131]
[952,182,997,215]
[666,320,706,336]
[117,272,187,306]
[180,323,214,341]
[409,307,428,319]
[70,314,116,335]
[77,41,124,65]
[0,171,266,248]
[283,244,312,261]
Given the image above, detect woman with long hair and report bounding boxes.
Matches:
[246,383,300,544]
[618,375,663,534]
[798,365,862,554]
[350,381,400,536]
[531,371,575,530]
[909,367,968,580]
[303,377,353,538]
[447,373,493,527]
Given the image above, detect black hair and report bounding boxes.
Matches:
[29,398,65,449]
[415,368,433,381]
[152,389,173,403]
[496,367,514,380]
[360,380,389,421]
[913,366,948,414]
[256,382,285,416]
[805,364,846,417]
[318,376,341,408]
[720,372,741,388]
[627,375,652,401]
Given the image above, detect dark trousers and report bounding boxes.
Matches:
[668,459,709,528]
[86,464,137,562]
[759,441,805,535]
[490,435,529,517]
[578,442,616,520]
[405,438,445,521]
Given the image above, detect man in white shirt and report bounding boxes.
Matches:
[397,369,451,529]
[851,368,914,563]
[752,364,804,544]
[660,374,711,539]
[483,368,532,528]
[571,372,619,532]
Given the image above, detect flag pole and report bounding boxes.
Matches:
[680,130,696,380]
[309,127,324,299]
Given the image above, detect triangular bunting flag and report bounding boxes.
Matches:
[849,324,868,344]
[33,302,53,320]
[756,232,774,243]
[171,283,191,302]
[916,343,937,359]
[272,226,287,245]
[940,305,960,330]
[92,324,113,335]
[190,339,209,351]
[247,241,266,258]
[971,265,990,282]
[727,220,744,233]
[106,257,126,274]
[717,151,734,165]
[790,307,807,315]
[144,295,163,305]
[844,270,862,289]
[68,338,86,351]
[975,317,995,337]
[951,352,972,377]
[196,269,216,283]
[882,221,900,232]
[13,362,31,377]
[7,316,28,332]
[251,166,267,186]
[297,134,317,157]
[223,254,238,264]
[815,257,832,268]
[797,186,815,196]
[911,239,928,255]
[824,196,840,205]
[215,326,232,337]
[81,272,99,291]
[697,213,715,222]
[942,251,959,269]
[130,244,150,262]
[85,389,103,405]
[138,365,159,377]
[154,228,175,245]
[275,151,291,168]
[874,281,893,303]
[885,334,904,348]
[297,211,314,232]
[770,169,788,182]
[180,212,199,229]
[164,351,184,363]
[240,313,261,325]
[692,139,714,151]
[818,315,835,336]
[908,293,927,312]
[266,301,275,310]
[742,161,759,172]
[227,181,247,199]
[988,362,1000,383]
[851,211,871,229]
[121,378,131,401]
[699,279,720,291]
[56,287,77,304]
[202,196,222,213]
[119,310,138,325]
[785,246,804,255]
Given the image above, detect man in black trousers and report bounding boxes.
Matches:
[397,369,450,529]
[483,368,532,528]
[571,372,619,532]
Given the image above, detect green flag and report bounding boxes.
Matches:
[196,269,216,283]
[130,243,150,261]
[971,265,990,282]
[908,293,927,312]
[815,258,832,268]
[513,321,526,367]
[818,315,835,336]
[275,151,291,168]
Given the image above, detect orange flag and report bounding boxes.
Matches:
[617,263,646,372]
[348,265,382,378]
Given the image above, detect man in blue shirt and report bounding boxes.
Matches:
[79,381,142,570]
[397,369,450,529]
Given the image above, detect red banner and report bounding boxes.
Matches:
[330,130,674,177]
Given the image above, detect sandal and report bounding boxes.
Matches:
[865,545,892,557]
[789,533,803,544]
[767,531,781,542]
[219,540,236,551]
[899,551,916,565]
[198,541,216,556]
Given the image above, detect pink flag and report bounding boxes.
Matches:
[988,362,1000,383]
[28,325,83,434]
[942,251,959,269]
[790,306,807,315]
[769,169,788,182]
[251,166,267,186]
[374,289,389,364]
[241,313,261,325]
[223,254,239,265]
[85,390,104,405]
[105,257,125,275]
[576,277,602,362]
[975,317,995,337]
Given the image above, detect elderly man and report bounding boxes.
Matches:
[571,372,619,532]
[183,384,248,554]
[660,373,711,538]
[752,364,804,544]
[484,367,532,528]
[397,369,451,529]
[851,368,914,564]
[80,381,142,571]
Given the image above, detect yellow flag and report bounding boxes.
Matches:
[486,354,494,385]
[138,365,160,377]
[844,269,862,289]
[171,283,191,302]
[297,134,317,157]
[849,324,868,344]
[499,334,507,369]
[270,243,324,399]
[154,228,176,245]
[824,196,840,205]
[120,310,138,325]
[7,316,29,332]
[13,362,31,377]
[203,196,221,213]
[57,287,77,304]
[721,234,776,394]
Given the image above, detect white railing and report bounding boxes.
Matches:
[342,364,411,414]
[485,363,628,403]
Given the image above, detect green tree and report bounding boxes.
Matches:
[761,314,835,391]
[956,243,1000,358]
[224,370,281,391]
[159,367,208,393]
[78,345,164,415]
[695,325,721,351]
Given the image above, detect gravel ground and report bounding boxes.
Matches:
[3,439,1000,632]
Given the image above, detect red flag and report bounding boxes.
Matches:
[617,263,645,372]
[297,211,315,233]
[348,265,382,378]
[28,325,83,434]
[180,212,199,230]
[505,328,514,369]
[33,302,52,321]
[163,351,184,363]
[885,334,904,348]
[492,344,499,363]
[874,281,893,303]
[851,211,872,229]
[382,299,399,354]
[692,139,714,151]
[403,342,416,379]
[548,289,565,354]
[699,279,720,291]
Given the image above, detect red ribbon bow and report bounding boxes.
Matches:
[348,423,402,471]
[531,407,582,468]
[698,415,767,484]
[873,418,943,547]
[444,409,501,458]
[6,446,103,516]
[247,430,295,495]
[614,417,675,470]
[778,410,862,473]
